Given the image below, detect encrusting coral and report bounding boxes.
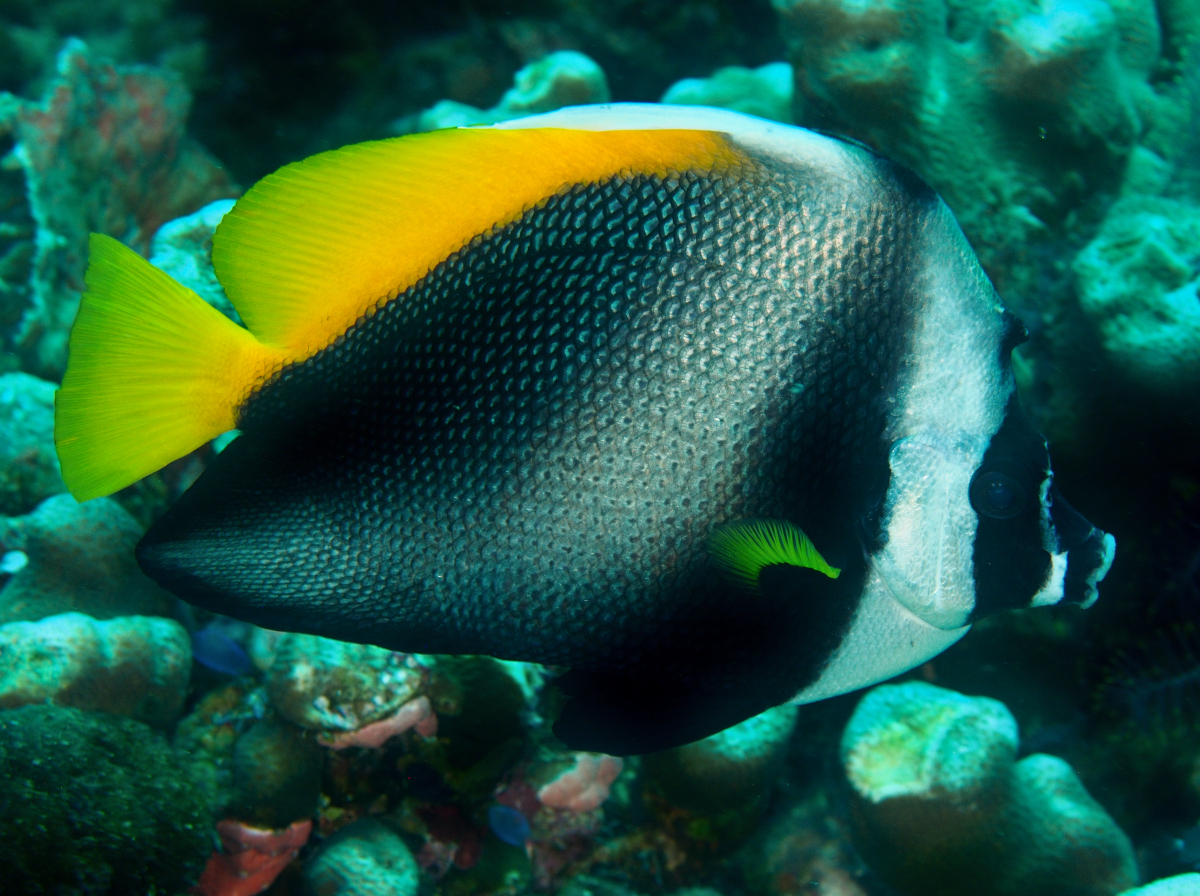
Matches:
[265,632,433,745]
[842,681,1138,896]
[0,371,63,515]
[0,38,235,378]
[1073,194,1200,404]
[0,492,176,623]
[771,0,1164,293]
[0,703,213,895]
[304,818,420,896]
[400,50,610,133]
[0,611,191,728]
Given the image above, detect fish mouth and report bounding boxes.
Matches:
[1061,527,1116,609]
[1046,487,1116,609]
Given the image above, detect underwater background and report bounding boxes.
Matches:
[0,0,1198,894]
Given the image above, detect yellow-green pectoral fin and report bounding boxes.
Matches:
[708,519,841,591]
[54,234,283,502]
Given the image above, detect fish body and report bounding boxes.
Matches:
[54,105,1115,754]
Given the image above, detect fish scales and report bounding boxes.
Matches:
[55,105,1117,753]
[145,162,916,675]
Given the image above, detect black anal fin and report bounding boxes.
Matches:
[552,664,782,756]
[551,561,862,755]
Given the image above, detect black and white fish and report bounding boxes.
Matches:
[55,104,1115,754]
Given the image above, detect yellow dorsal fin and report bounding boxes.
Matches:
[213,127,741,359]
[708,519,841,591]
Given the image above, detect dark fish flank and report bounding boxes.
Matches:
[139,160,931,745]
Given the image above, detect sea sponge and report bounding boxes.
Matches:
[842,681,1137,896]
[771,0,1161,289]
[1073,195,1200,401]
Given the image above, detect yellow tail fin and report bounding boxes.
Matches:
[55,234,282,501]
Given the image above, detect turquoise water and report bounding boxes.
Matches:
[0,2,1198,895]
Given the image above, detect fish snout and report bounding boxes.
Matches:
[1046,487,1116,609]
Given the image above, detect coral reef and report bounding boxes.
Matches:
[265,632,431,743]
[771,0,1164,294]
[0,611,191,728]
[149,197,239,322]
[661,62,794,122]
[0,703,213,895]
[0,5,1193,895]
[230,718,324,829]
[644,704,798,842]
[0,0,208,98]
[0,492,175,623]
[195,818,311,896]
[0,39,235,377]
[842,681,1137,896]
[537,752,625,813]
[402,50,610,133]
[424,655,535,788]
[739,790,870,896]
[490,750,626,887]
[304,818,420,896]
[0,371,63,515]
[1073,195,1200,403]
[1121,875,1200,896]
[184,0,782,181]
[173,681,271,819]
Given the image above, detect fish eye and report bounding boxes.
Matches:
[970,471,1025,519]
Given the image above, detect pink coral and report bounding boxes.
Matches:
[193,819,311,896]
[318,695,435,750]
[537,752,624,813]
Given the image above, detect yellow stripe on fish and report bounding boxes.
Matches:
[55,126,745,501]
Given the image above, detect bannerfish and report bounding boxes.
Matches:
[54,104,1116,755]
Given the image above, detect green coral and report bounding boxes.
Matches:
[0,704,214,895]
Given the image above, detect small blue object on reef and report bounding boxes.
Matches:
[191,622,253,676]
[488,804,531,847]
